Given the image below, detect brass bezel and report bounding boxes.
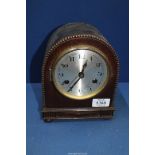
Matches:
[50,44,111,100]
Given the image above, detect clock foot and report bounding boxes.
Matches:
[43,118,53,122]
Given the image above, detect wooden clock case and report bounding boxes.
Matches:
[41,23,119,121]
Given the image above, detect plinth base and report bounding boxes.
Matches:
[42,107,114,121]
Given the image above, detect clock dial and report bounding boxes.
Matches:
[52,49,109,100]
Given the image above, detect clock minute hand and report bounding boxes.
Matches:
[67,77,80,92]
[67,75,79,88]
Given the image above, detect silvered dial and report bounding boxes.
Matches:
[53,49,108,100]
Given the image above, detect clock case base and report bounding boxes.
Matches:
[42,107,114,121]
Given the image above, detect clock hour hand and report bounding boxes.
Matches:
[81,60,88,73]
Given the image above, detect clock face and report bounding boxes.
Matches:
[52,49,109,100]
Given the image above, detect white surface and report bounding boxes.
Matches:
[130,0,155,154]
[0,1,26,155]
[92,98,110,107]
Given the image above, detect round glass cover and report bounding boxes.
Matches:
[53,49,109,100]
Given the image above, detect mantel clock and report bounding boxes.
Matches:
[42,23,119,121]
